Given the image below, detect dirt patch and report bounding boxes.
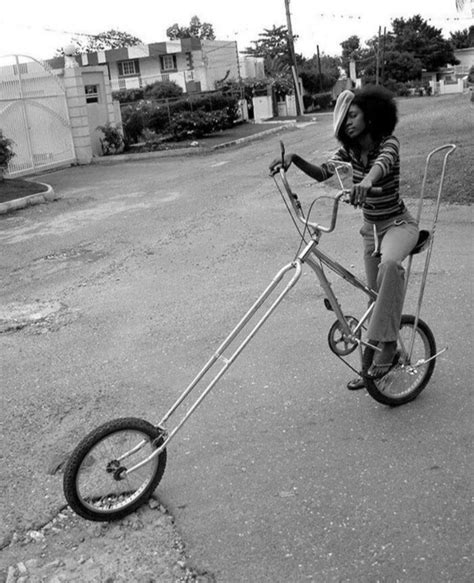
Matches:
[0,499,214,582]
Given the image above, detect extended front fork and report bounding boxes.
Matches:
[121,237,370,473]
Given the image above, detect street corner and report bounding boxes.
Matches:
[0,182,57,215]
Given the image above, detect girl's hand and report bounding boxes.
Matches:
[350,180,373,207]
[269,153,294,175]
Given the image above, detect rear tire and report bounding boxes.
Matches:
[363,315,436,406]
[63,417,167,521]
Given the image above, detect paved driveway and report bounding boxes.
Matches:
[1,120,472,582]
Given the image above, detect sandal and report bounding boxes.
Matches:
[367,361,394,379]
[347,377,365,390]
[367,341,398,379]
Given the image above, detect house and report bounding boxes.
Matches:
[423,47,474,95]
[47,39,245,94]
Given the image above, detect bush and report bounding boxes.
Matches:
[121,101,156,143]
[148,107,172,134]
[168,110,231,140]
[112,88,145,103]
[312,92,333,110]
[0,130,15,175]
[188,93,238,115]
[468,65,474,84]
[143,80,183,100]
[120,92,240,144]
[302,94,314,111]
[96,123,124,155]
[383,80,411,96]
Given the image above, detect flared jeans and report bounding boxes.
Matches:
[360,212,419,342]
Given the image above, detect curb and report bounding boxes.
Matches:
[0,182,57,215]
[90,123,298,165]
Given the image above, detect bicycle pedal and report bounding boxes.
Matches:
[323,298,333,312]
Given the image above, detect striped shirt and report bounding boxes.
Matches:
[321,135,406,222]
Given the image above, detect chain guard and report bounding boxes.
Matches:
[328,316,361,356]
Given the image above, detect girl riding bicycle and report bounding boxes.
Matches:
[269,85,419,389]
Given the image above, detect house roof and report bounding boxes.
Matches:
[47,38,204,69]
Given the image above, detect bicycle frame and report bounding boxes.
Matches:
[122,224,378,475]
[122,144,456,475]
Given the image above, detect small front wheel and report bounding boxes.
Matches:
[63,417,167,521]
[363,315,436,407]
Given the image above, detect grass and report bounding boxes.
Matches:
[396,93,473,205]
[0,178,48,204]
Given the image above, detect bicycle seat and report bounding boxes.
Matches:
[410,229,431,256]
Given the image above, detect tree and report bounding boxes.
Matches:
[373,51,423,83]
[340,35,367,76]
[166,16,215,40]
[343,15,462,86]
[391,15,459,71]
[242,25,293,67]
[56,29,142,55]
[450,26,474,48]
[299,53,341,93]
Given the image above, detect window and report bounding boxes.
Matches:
[85,84,99,103]
[13,62,28,76]
[160,55,177,72]
[118,60,140,77]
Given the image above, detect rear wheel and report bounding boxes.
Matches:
[63,417,167,521]
[363,315,436,406]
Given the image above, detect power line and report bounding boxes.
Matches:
[315,12,473,23]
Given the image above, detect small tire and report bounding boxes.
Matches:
[63,417,167,521]
[363,315,436,407]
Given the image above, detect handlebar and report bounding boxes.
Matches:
[273,141,382,234]
[277,167,382,234]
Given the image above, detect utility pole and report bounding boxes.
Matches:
[375,26,381,85]
[316,45,322,93]
[380,27,387,85]
[284,0,302,116]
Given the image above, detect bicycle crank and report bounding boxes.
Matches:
[328,316,361,356]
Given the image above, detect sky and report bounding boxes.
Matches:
[0,0,473,62]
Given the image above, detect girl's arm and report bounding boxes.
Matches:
[289,154,326,182]
[269,148,348,182]
[350,137,398,206]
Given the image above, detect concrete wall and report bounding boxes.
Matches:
[58,62,121,160]
[62,64,93,164]
[252,96,273,122]
[429,78,466,95]
[200,40,240,90]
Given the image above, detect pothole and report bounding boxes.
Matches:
[0,300,73,333]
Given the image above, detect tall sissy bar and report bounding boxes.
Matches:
[403,144,457,363]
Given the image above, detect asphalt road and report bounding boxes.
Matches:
[1,119,472,582]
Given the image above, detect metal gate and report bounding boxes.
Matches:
[0,54,76,177]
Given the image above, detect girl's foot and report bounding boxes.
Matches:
[368,341,397,378]
[347,377,365,390]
